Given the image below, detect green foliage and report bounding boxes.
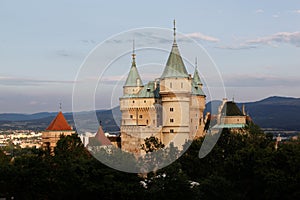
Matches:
[1,129,300,199]
[141,136,165,153]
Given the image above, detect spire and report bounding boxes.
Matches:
[173,19,177,44]
[192,57,205,96]
[132,39,136,65]
[124,41,143,87]
[59,101,62,111]
[161,20,189,79]
[193,57,202,86]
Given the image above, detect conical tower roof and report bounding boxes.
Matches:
[161,20,189,79]
[94,125,112,146]
[46,111,72,131]
[124,45,143,87]
[192,58,205,96]
[193,66,202,85]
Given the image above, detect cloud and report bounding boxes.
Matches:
[56,50,70,57]
[218,31,300,50]
[106,30,220,46]
[293,10,300,14]
[0,76,76,86]
[216,44,257,50]
[272,14,279,18]
[246,32,300,47]
[181,32,220,42]
[255,9,264,14]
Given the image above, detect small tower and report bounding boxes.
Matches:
[123,41,144,96]
[190,58,206,138]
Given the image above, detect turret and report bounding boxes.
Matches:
[123,42,143,96]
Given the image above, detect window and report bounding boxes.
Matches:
[191,119,193,123]
[170,82,172,88]
[132,100,135,103]
[139,115,143,118]
[130,115,133,119]
[170,108,174,112]
[181,82,183,88]
[170,118,174,123]
[146,120,148,124]
[144,100,146,103]
[153,120,155,124]
[170,129,174,133]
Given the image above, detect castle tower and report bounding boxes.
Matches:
[190,58,206,138]
[159,20,192,149]
[120,45,161,154]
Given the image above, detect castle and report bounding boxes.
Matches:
[120,21,206,154]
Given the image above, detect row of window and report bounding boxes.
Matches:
[169,82,184,89]
[131,100,147,103]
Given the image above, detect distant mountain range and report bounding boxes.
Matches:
[0,96,299,132]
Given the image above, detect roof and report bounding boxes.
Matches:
[124,55,143,87]
[192,68,205,96]
[123,81,160,98]
[193,67,202,85]
[192,84,205,96]
[221,101,244,116]
[161,41,189,79]
[94,126,112,146]
[46,111,72,131]
[212,124,246,129]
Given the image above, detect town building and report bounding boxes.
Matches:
[120,21,206,154]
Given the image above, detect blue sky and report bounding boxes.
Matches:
[0,0,299,113]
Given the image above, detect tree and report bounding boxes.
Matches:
[141,136,165,153]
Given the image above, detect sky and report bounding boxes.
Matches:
[0,0,299,113]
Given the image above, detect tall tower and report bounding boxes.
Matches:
[159,20,192,149]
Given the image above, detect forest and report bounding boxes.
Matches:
[1,124,300,200]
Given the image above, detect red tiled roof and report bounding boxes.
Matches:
[46,111,72,131]
[95,126,111,146]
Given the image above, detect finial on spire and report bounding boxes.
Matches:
[132,39,136,63]
[59,101,62,111]
[195,57,198,69]
[173,19,176,43]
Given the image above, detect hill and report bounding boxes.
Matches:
[0,96,299,131]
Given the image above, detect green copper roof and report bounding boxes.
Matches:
[123,81,160,98]
[161,41,189,79]
[193,67,202,85]
[191,67,205,96]
[124,56,143,87]
[212,124,246,129]
[192,84,205,96]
